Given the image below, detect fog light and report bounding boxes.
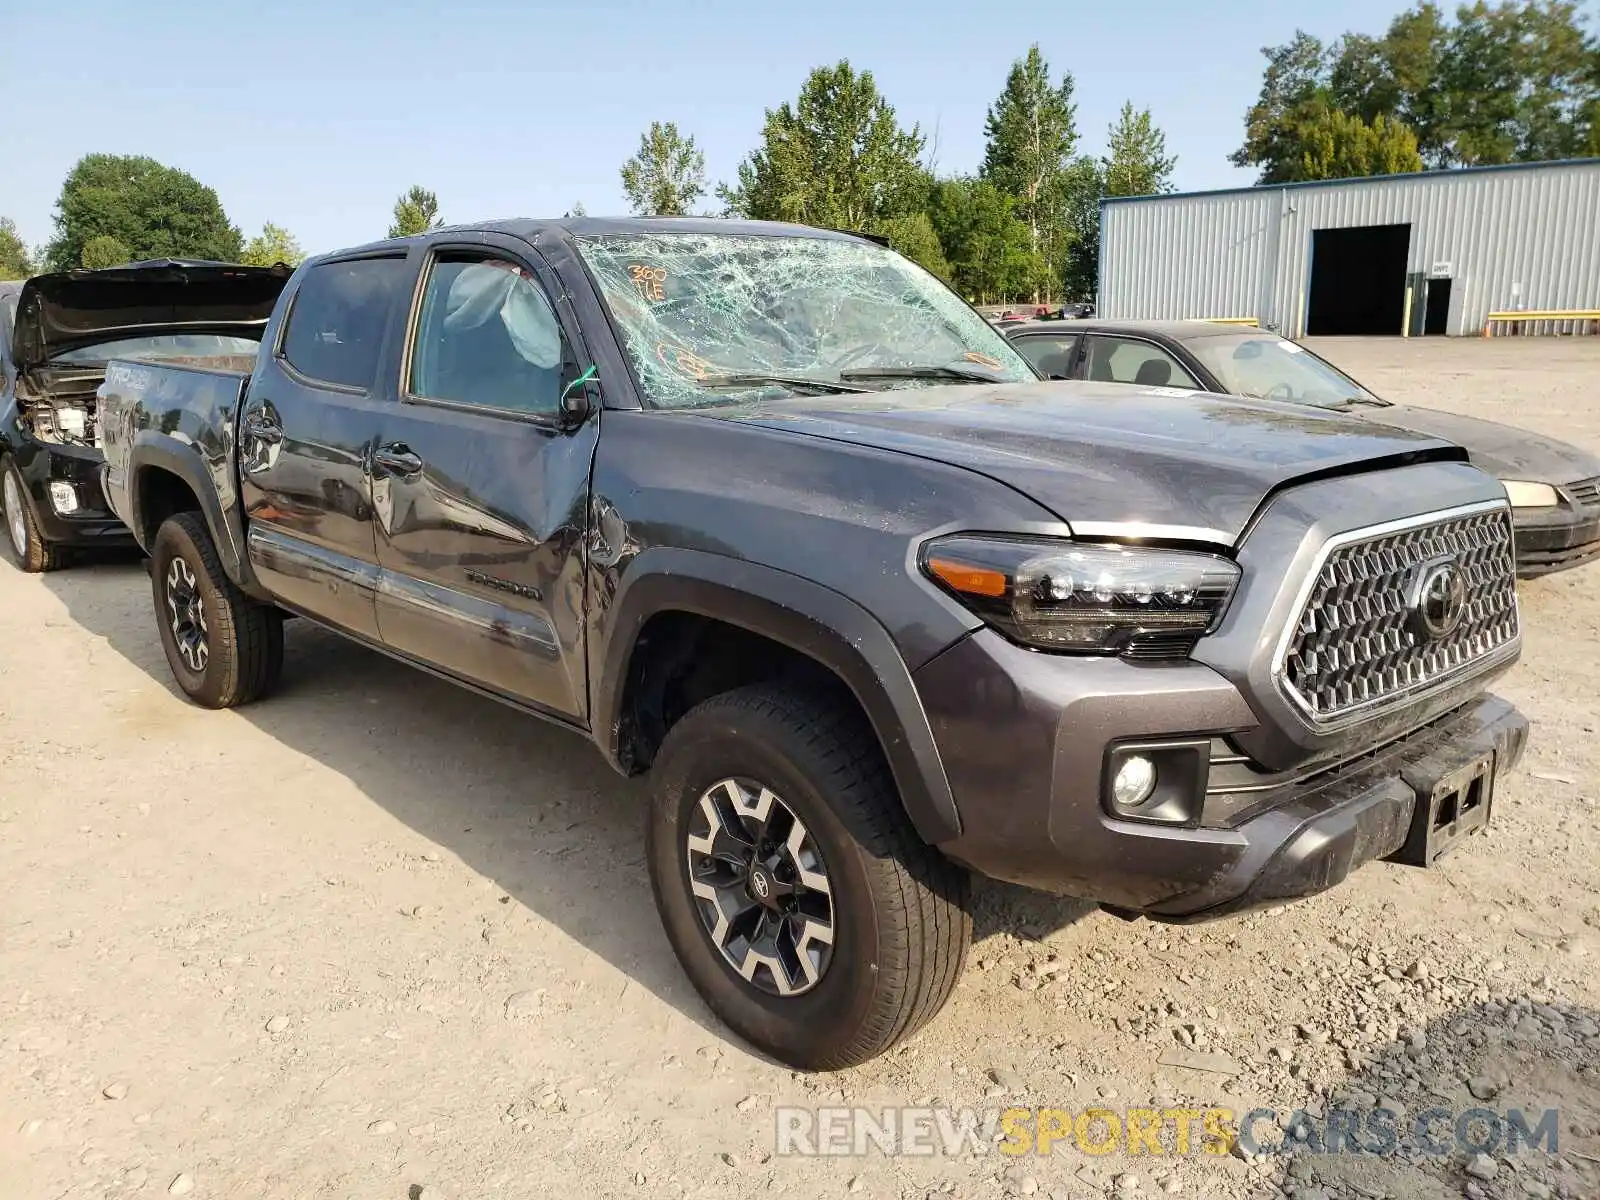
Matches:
[1112,755,1158,808]
[1104,740,1210,825]
[48,481,79,514]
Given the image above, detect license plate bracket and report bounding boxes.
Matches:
[1391,752,1496,867]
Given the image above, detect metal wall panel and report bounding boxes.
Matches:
[1099,160,1600,336]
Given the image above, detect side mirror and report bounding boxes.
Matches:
[559,364,599,425]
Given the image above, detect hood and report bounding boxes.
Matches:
[10,259,292,370]
[1359,403,1600,486]
[695,380,1464,544]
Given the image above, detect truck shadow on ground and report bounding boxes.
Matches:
[1230,996,1599,1200]
[44,562,1093,1057]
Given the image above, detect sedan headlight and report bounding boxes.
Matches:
[921,535,1240,656]
[1501,480,1559,508]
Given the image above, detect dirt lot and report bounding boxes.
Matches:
[3,337,1599,1200]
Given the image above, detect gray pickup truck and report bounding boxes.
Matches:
[97,217,1528,1070]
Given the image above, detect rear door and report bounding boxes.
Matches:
[1008,331,1081,379]
[238,254,409,640]
[369,235,598,722]
[1080,334,1203,390]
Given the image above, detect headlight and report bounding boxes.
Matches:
[1501,480,1559,508]
[921,535,1240,656]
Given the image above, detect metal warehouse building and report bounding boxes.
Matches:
[1099,158,1600,338]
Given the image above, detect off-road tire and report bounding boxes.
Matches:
[648,682,972,1070]
[151,511,283,708]
[0,458,64,573]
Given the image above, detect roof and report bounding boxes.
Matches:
[1005,318,1261,341]
[311,216,875,263]
[1100,155,1600,208]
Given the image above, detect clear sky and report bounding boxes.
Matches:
[2,0,1411,259]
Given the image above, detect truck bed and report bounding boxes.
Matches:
[97,356,256,552]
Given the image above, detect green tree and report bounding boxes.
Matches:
[80,236,131,269]
[979,46,1078,299]
[1058,157,1105,300]
[44,154,243,270]
[1235,2,1599,178]
[878,210,951,279]
[927,178,1036,304]
[565,201,588,218]
[619,121,707,216]
[1102,103,1178,198]
[0,217,35,279]
[388,186,442,238]
[240,222,306,267]
[719,61,928,234]
[1230,31,1333,182]
[1296,106,1426,179]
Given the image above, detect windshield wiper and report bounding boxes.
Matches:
[1335,395,1390,409]
[695,373,872,395]
[839,365,1005,385]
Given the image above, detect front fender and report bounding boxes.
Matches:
[593,547,962,845]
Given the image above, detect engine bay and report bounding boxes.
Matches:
[17,370,103,450]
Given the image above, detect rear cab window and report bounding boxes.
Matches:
[279,258,408,390]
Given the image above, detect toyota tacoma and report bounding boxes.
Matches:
[96,218,1529,1070]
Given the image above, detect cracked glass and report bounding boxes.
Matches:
[573,231,1037,409]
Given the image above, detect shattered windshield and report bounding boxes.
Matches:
[1187,334,1387,409]
[574,231,1037,408]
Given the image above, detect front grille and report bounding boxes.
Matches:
[1278,505,1519,725]
[1567,476,1600,507]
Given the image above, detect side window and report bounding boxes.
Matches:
[279,257,407,390]
[408,253,568,417]
[1084,337,1200,389]
[1012,334,1080,379]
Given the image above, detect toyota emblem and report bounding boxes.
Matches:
[751,871,771,900]
[1408,560,1467,641]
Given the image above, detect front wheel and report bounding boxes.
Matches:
[150,511,284,708]
[647,683,971,1070]
[0,458,63,573]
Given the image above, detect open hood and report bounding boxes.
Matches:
[693,380,1467,545]
[10,259,292,370]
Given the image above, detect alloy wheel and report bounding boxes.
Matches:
[684,777,835,997]
[3,472,26,559]
[165,556,210,673]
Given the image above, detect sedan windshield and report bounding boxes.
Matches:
[574,231,1037,408]
[1187,334,1387,409]
[50,333,262,365]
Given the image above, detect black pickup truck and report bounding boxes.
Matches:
[98,217,1529,1069]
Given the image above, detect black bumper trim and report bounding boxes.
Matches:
[1147,695,1528,921]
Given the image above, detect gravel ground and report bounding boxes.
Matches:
[3,336,1599,1200]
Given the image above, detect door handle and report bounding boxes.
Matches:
[373,443,423,476]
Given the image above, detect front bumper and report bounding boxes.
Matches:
[8,436,133,546]
[1512,506,1600,576]
[915,629,1528,921]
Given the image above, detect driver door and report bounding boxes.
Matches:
[369,237,597,723]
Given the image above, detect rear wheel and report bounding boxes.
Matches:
[0,459,64,573]
[647,683,971,1070]
[151,511,283,708]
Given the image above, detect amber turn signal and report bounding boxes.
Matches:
[925,556,1008,598]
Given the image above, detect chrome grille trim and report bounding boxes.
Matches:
[1566,476,1600,507]
[1272,500,1520,730]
